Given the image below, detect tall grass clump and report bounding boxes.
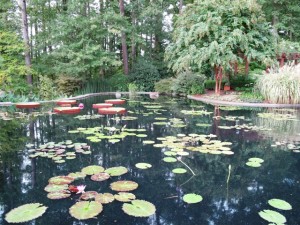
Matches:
[256,64,300,104]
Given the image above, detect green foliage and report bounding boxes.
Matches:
[154,78,175,95]
[38,75,62,100]
[256,64,300,104]
[108,73,129,91]
[205,80,224,90]
[129,58,161,91]
[277,39,300,55]
[128,83,138,96]
[230,76,255,89]
[172,71,206,95]
[56,75,83,96]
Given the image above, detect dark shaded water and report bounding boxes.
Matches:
[1,95,300,225]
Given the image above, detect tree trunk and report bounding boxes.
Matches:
[19,0,32,85]
[131,8,136,65]
[244,57,249,75]
[119,0,129,75]
[179,0,183,14]
[214,65,223,95]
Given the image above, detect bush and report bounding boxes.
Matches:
[108,72,129,91]
[256,64,300,104]
[154,78,175,95]
[129,58,160,91]
[56,75,83,96]
[38,75,62,100]
[230,75,255,89]
[240,91,264,103]
[172,71,206,95]
[204,79,226,90]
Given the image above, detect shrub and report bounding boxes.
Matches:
[154,78,175,95]
[230,75,255,89]
[240,91,264,103]
[108,72,129,91]
[128,83,138,96]
[204,79,226,90]
[38,75,62,100]
[256,64,300,104]
[172,71,206,95]
[129,58,160,91]
[56,75,83,96]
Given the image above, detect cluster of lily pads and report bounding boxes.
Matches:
[74,114,104,120]
[245,157,264,168]
[271,141,300,153]
[26,140,91,163]
[257,112,298,121]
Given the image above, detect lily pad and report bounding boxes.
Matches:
[68,172,86,180]
[110,180,138,192]
[80,191,99,200]
[163,157,177,163]
[268,198,292,210]
[81,165,105,175]
[44,184,68,192]
[183,193,203,204]
[135,163,152,169]
[246,161,261,167]
[258,209,286,224]
[95,193,115,204]
[5,203,47,223]
[172,168,187,174]
[249,157,264,163]
[47,190,71,199]
[143,140,155,144]
[115,192,136,202]
[122,200,156,217]
[69,201,103,220]
[105,166,128,176]
[91,172,110,182]
[48,176,74,185]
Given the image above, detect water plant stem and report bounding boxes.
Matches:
[227,164,231,184]
[178,158,196,175]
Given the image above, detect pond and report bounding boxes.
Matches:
[0,95,300,225]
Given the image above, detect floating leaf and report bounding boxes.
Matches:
[249,157,264,163]
[91,172,110,182]
[95,193,115,204]
[44,184,68,192]
[143,140,155,144]
[69,201,103,220]
[246,161,261,167]
[47,191,71,199]
[164,151,177,156]
[122,200,156,217]
[115,192,136,202]
[48,176,74,185]
[5,203,47,223]
[268,199,292,210]
[68,172,86,180]
[81,165,105,175]
[136,134,147,138]
[183,193,203,204]
[163,157,177,163]
[110,180,138,192]
[258,209,286,224]
[172,168,187,174]
[80,191,99,200]
[105,166,128,176]
[135,163,152,169]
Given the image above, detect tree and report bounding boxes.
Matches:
[165,0,275,95]
[119,0,129,75]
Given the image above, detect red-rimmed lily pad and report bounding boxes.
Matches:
[80,191,99,200]
[92,103,113,109]
[105,166,128,176]
[15,102,41,109]
[56,99,77,106]
[91,172,110,182]
[53,107,81,114]
[47,190,71,199]
[95,193,115,204]
[98,107,126,115]
[104,99,126,105]
[48,176,74,185]
[110,180,138,192]
[5,203,47,223]
[122,200,156,217]
[69,201,103,220]
[115,192,136,202]
[81,165,105,175]
[44,184,68,192]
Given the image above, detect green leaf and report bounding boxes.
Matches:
[68,172,86,179]
[69,201,103,220]
[95,193,115,204]
[105,166,128,176]
[115,192,136,202]
[81,165,105,175]
[44,184,68,192]
[268,199,292,210]
[246,161,261,167]
[91,172,110,181]
[258,209,287,224]
[47,191,71,200]
[80,191,99,200]
[248,157,264,163]
[110,180,139,192]
[48,176,74,185]
[163,157,177,163]
[135,163,152,169]
[5,203,48,223]
[172,168,187,174]
[122,200,156,217]
[183,193,203,204]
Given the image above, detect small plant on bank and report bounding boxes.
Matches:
[239,91,265,103]
[172,71,206,95]
[154,78,175,95]
[256,64,300,104]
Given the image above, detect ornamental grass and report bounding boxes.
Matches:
[256,64,300,104]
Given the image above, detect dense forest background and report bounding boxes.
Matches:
[1,0,300,100]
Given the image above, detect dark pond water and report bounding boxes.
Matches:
[1,95,300,225]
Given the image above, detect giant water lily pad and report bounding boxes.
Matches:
[122,200,156,217]
[69,201,103,220]
[105,166,128,176]
[115,192,136,202]
[135,163,152,169]
[48,176,74,185]
[44,184,68,192]
[47,191,71,199]
[81,165,105,175]
[91,172,110,182]
[95,193,115,204]
[110,180,138,192]
[5,203,47,223]
[268,199,292,210]
[172,168,187,174]
[258,209,286,224]
[183,193,203,204]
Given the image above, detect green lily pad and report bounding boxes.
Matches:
[135,163,152,169]
[136,134,147,138]
[44,184,68,192]
[5,203,47,223]
[95,193,115,204]
[110,180,139,192]
[258,209,286,224]
[69,201,103,220]
[81,165,105,175]
[163,157,177,163]
[91,172,110,182]
[122,200,156,217]
[68,172,86,179]
[249,157,264,163]
[105,166,128,176]
[183,193,203,204]
[48,176,74,185]
[172,168,187,174]
[246,161,261,167]
[115,192,136,202]
[268,199,292,210]
[143,140,155,144]
[164,151,177,156]
[80,191,99,200]
[47,190,71,199]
